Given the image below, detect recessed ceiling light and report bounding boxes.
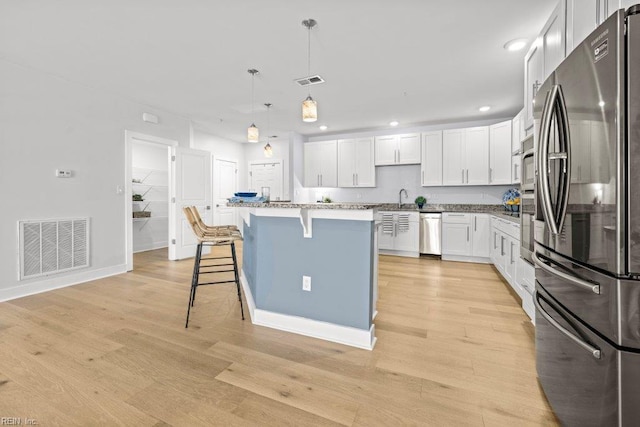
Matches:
[598,101,605,107]
[389,121,399,127]
[319,125,328,131]
[479,106,491,112]
[504,38,528,52]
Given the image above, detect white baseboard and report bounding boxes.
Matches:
[0,264,127,303]
[378,249,420,258]
[441,254,491,264]
[240,271,376,350]
[133,242,168,253]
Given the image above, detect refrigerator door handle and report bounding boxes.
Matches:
[532,252,601,294]
[538,88,558,234]
[554,85,571,233]
[534,290,601,359]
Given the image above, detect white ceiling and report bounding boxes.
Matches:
[0,0,557,142]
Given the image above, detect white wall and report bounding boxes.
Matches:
[0,59,191,301]
[192,129,246,191]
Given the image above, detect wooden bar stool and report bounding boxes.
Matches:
[183,206,244,328]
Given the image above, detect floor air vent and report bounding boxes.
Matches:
[294,75,325,87]
[19,218,90,280]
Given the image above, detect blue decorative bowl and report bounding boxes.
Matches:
[235,192,257,197]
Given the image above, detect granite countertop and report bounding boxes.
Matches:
[227,201,522,223]
[226,201,385,210]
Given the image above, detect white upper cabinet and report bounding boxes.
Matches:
[524,0,566,130]
[303,140,337,188]
[489,120,513,185]
[524,41,544,130]
[421,131,443,186]
[542,0,567,80]
[442,127,489,186]
[374,133,421,166]
[337,137,375,188]
[566,0,599,54]
[464,127,490,185]
[608,1,637,16]
[512,109,524,153]
[442,129,465,185]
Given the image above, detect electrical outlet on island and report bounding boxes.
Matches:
[302,275,311,291]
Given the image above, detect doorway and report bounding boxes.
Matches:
[213,158,238,227]
[248,160,284,201]
[125,131,177,271]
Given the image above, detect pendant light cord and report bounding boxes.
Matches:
[307,25,311,97]
[251,73,255,122]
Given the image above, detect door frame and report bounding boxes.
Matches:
[124,130,178,271]
[247,158,284,200]
[212,156,239,227]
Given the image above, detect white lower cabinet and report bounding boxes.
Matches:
[442,213,490,262]
[377,211,420,257]
[490,215,535,322]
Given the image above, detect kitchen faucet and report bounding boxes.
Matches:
[398,188,408,208]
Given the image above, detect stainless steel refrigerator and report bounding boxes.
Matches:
[532,5,640,426]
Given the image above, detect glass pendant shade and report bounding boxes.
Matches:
[264,142,273,158]
[247,123,259,143]
[302,96,318,122]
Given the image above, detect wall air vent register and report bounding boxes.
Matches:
[18,218,90,280]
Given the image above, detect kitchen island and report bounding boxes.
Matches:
[227,202,382,350]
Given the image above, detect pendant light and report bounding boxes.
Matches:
[247,69,259,142]
[264,103,273,158]
[301,19,318,122]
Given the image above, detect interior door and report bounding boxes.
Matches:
[214,158,238,226]
[173,147,212,260]
[249,161,282,200]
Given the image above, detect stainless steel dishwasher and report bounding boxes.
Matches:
[419,213,442,255]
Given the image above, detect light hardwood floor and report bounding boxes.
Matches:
[0,246,558,426]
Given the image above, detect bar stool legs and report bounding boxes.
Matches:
[231,242,245,320]
[185,242,244,328]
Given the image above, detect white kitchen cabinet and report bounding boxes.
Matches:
[489,120,513,185]
[374,133,421,166]
[442,222,471,256]
[378,211,420,257]
[524,41,543,130]
[442,127,489,186]
[472,214,491,258]
[442,213,490,261]
[442,129,465,185]
[512,154,521,185]
[464,127,490,185]
[304,140,337,187]
[566,0,599,54]
[421,131,443,186]
[517,257,536,322]
[542,0,567,80]
[607,1,636,17]
[337,137,375,188]
[511,109,524,154]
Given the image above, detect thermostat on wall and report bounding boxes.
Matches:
[55,169,72,178]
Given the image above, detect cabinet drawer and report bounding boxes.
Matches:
[442,213,471,224]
